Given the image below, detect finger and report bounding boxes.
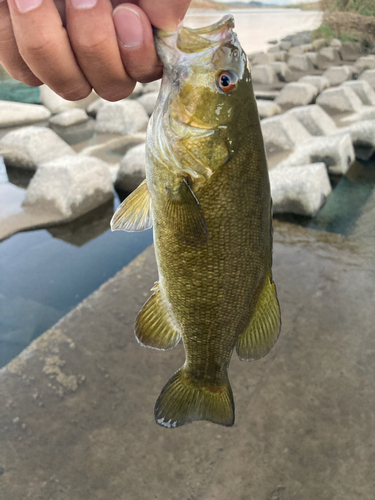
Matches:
[7,0,92,100]
[65,0,135,101]
[113,4,162,84]
[0,0,41,85]
[139,0,192,31]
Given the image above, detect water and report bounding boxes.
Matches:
[0,74,40,104]
[0,193,153,368]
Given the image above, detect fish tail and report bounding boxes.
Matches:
[154,367,234,428]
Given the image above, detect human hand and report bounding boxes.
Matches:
[0,0,191,101]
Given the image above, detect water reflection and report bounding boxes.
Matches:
[47,199,114,247]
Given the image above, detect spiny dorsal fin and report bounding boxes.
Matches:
[155,367,234,428]
[135,285,181,350]
[111,180,152,232]
[236,273,281,361]
[165,179,208,247]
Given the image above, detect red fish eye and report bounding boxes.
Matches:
[218,71,237,93]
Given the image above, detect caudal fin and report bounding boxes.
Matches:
[154,367,234,428]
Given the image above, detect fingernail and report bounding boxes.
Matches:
[71,0,97,9]
[15,0,43,13]
[113,6,143,48]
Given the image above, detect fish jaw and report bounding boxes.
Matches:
[150,15,255,189]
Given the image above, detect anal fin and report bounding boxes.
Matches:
[135,285,181,350]
[111,179,152,232]
[236,273,281,361]
[165,179,208,247]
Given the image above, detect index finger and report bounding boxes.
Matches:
[139,0,192,31]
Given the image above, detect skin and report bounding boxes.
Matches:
[0,0,191,101]
[146,19,273,425]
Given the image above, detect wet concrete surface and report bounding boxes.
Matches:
[0,221,374,500]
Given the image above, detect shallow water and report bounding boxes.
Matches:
[0,192,153,368]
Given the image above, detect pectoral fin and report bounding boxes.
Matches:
[111,180,152,232]
[135,284,181,350]
[236,273,281,361]
[165,179,208,246]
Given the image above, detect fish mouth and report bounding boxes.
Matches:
[154,14,235,65]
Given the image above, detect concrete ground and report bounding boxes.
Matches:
[0,221,374,500]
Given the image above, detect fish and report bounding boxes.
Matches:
[111,15,281,428]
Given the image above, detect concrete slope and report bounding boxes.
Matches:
[0,222,374,500]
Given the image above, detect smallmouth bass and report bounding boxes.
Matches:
[111,15,281,428]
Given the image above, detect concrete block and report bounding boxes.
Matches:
[0,126,75,170]
[330,38,342,48]
[340,106,375,124]
[341,80,375,106]
[142,80,161,94]
[288,55,314,72]
[40,86,95,114]
[311,38,328,51]
[339,41,362,62]
[261,114,311,155]
[316,86,363,114]
[359,70,375,90]
[268,62,293,82]
[339,120,375,160]
[115,143,146,192]
[322,66,355,87]
[137,92,159,116]
[279,41,292,51]
[273,51,288,62]
[49,109,88,127]
[288,46,304,57]
[251,52,276,65]
[270,163,331,216]
[23,156,113,218]
[95,100,149,135]
[278,134,355,175]
[305,52,319,69]
[287,105,337,136]
[251,65,277,85]
[275,82,318,109]
[256,100,282,119]
[317,47,341,70]
[0,101,50,128]
[299,75,330,92]
[355,55,375,74]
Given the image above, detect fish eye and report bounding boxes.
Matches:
[217,70,238,93]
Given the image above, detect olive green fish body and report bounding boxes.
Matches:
[152,133,271,381]
[111,15,281,428]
